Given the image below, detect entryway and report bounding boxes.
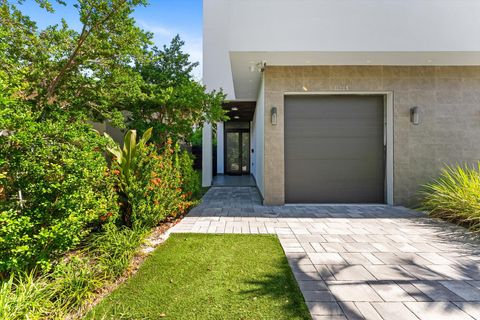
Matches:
[224,122,250,175]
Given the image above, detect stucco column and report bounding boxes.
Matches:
[216,122,224,174]
[202,122,213,187]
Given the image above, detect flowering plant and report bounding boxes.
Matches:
[107,133,197,228]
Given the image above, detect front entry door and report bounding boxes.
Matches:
[225,129,250,175]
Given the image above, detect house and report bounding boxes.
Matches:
[201,0,480,206]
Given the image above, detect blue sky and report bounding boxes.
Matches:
[19,0,203,78]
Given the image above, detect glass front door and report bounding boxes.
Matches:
[225,127,250,175]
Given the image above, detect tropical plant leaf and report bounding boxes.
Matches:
[106,146,122,164]
[140,127,153,147]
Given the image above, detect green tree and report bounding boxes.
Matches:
[0,0,151,273]
[127,35,227,143]
[0,0,151,125]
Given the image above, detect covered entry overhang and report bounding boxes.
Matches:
[202,101,256,187]
[223,101,256,122]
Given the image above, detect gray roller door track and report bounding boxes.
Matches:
[284,95,385,203]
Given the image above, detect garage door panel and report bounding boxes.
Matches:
[285,97,383,119]
[287,117,382,128]
[287,159,384,181]
[285,96,383,116]
[286,138,383,158]
[291,187,382,203]
[286,121,383,138]
[284,95,385,203]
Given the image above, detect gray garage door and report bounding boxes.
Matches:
[285,95,385,203]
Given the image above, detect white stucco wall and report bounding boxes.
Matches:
[251,76,265,196]
[227,0,480,52]
[202,122,213,187]
[216,122,224,174]
[203,0,480,99]
[203,0,234,97]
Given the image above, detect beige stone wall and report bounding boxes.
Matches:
[263,66,480,206]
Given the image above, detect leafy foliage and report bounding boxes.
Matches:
[0,0,151,125]
[106,128,153,193]
[189,127,203,147]
[0,0,209,318]
[0,272,55,320]
[107,130,196,228]
[2,2,225,132]
[0,105,118,274]
[421,163,480,231]
[127,35,227,143]
[0,224,147,319]
[48,256,102,312]
[177,150,202,200]
[89,224,146,279]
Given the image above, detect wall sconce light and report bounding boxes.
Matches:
[410,106,420,125]
[249,62,266,73]
[271,107,277,125]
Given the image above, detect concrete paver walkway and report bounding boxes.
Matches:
[171,187,480,320]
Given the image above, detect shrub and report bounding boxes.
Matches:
[0,105,118,274]
[177,150,201,200]
[106,128,153,227]
[107,131,196,229]
[421,163,480,231]
[125,140,195,228]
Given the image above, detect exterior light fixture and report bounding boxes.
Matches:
[249,62,266,72]
[234,116,240,120]
[410,106,420,125]
[271,107,277,125]
[231,107,238,111]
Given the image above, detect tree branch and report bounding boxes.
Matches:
[44,0,128,103]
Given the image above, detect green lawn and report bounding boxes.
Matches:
[86,234,310,320]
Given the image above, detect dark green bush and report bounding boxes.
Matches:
[177,150,201,200]
[0,105,118,274]
[421,163,480,231]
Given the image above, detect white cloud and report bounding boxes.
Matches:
[138,20,173,37]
